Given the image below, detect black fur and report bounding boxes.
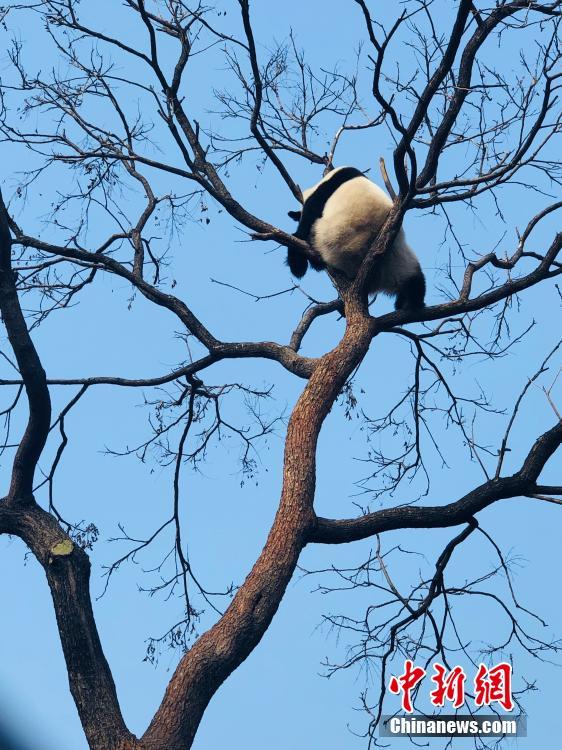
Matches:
[394,268,426,311]
[294,167,363,243]
[287,167,363,277]
[287,209,305,275]
[286,247,308,278]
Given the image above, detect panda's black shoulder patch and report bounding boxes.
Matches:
[294,167,363,243]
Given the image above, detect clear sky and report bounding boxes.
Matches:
[0,2,561,749]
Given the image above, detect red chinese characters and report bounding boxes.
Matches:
[388,659,426,713]
[430,663,466,708]
[389,660,514,713]
[474,662,514,711]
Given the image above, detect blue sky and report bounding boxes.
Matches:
[0,1,561,749]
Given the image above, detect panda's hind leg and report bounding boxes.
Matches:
[395,269,426,311]
[286,247,309,278]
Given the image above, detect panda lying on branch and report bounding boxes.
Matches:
[287,166,426,311]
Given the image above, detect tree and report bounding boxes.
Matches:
[1,1,561,748]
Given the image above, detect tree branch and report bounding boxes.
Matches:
[309,420,562,544]
[10,231,316,378]
[0,192,51,500]
[238,0,303,202]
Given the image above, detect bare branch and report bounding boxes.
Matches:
[310,420,562,544]
[0,192,50,500]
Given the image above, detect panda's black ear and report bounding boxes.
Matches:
[288,210,301,222]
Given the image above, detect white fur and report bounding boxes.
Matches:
[303,169,421,296]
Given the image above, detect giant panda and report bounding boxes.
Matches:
[287,166,426,311]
